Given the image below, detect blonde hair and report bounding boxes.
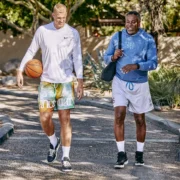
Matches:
[53,3,67,14]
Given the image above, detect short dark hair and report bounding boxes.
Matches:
[126,11,141,21]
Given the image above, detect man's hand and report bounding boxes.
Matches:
[16,69,24,88]
[76,79,83,100]
[121,64,139,74]
[112,49,124,61]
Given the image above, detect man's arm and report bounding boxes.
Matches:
[17,27,41,88]
[138,37,158,71]
[77,78,83,100]
[103,32,123,64]
[18,27,41,72]
[122,37,158,73]
[72,31,83,100]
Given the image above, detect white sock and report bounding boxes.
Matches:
[62,146,70,160]
[116,141,125,152]
[48,133,57,149]
[137,141,144,152]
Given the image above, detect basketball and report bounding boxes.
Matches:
[25,59,43,78]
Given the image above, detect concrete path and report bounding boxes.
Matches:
[0,88,180,180]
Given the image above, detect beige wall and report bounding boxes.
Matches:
[158,36,180,67]
[0,29,179,69]
[0,31,41,69]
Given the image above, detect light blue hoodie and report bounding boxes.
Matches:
[103,28,158,83]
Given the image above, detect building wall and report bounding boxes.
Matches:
[158,36,180,67]
[0,31,41,69]
[0,30,179,69]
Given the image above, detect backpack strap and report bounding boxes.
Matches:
[118,31,122,49]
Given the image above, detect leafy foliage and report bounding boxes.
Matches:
[149,67,180,108]
[139,0,180,35]
[0,0,120,36]
[69,0,119,27]
[0,0,80,36]
[0,0,179,36]
[83,50,111,93]
[164,1,180,34]
[0,1,32,35]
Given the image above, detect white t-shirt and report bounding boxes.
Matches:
[19,22,83,83]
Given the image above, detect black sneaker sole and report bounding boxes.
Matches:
[47,139,60,163]
[114,160,128,169]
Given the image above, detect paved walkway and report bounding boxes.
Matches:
[0,87,180,179]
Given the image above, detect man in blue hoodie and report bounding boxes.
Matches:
[104,11,157,168]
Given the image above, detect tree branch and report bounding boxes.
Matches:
[6,0,51,32]
[30,0,52,15]
[31,0,39,34]
[0,17,32,37]
[67,0,85,22]
[6,0,34,11]
[73,23,81,28]
[38,13,51,24]
[66,0,71,18]
[6,0,29,6]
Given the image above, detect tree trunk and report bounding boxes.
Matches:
[139,0,167,35]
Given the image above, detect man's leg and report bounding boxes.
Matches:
[114,106,128,169]
[40,112,57,148]
[134,113,146,165]
[114,106,126,142]
[40,112,54,136]
[58,109,72,147]
[134,113,146,142]
[38,81,61,163]
[40,112,60,163]
[58,109,72,172]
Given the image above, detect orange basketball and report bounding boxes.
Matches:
[25,59,43,78]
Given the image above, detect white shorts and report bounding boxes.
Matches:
[112,76,154,114]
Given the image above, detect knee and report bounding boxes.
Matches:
[115,112,125,125]
[135,116,146,127]
[60,118,71,127]
[40,113,52,123]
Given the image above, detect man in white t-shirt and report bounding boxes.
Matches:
[17,3,83,172]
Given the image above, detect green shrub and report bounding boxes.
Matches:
[83,51,111,93]
[149,66,180,108]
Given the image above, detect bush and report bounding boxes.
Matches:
[83,50,111,93]
[149,66,180,108]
